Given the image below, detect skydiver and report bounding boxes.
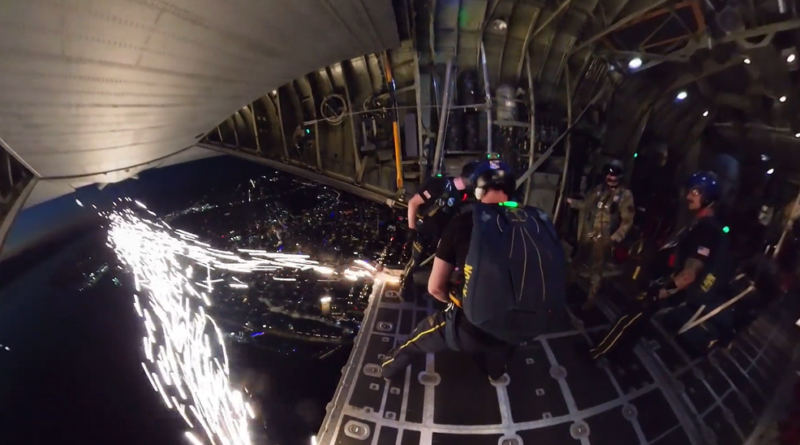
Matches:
[589,171,730,360]
[399,161,479,301]
[383,161,566,382]
[567,159,635,309]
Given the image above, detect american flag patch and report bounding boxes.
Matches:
[697,246,710,257]
[423,190,431,199]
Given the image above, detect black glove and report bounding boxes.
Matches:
[405,228,417,245]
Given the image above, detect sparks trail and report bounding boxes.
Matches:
[105,203,378,445]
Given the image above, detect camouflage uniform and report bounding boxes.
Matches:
[571,184,635,301]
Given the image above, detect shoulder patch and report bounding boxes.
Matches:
[697,246,710,257]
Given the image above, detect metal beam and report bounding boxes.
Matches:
[516,84,610,188]
[524,52,536,205]
[413,51,428,179]
[774,189,800,257]
[249,104,261,155]
[0,134,40,178]
[231,115,240,148]
[383,52,404,190]
[480,41,493,155]
[341,77,363,181]
[433,58,455,175]
[570,0,671,56]
[553,64,573,225]
[666,58,741,91]
[270,92,290,160]
[517,0,573,79]
[199,143,394,205]
[314,121,323,171]
[638,19,800,71]
[515,8,543,79]
[0,176,37,255]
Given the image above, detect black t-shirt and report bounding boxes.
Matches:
[435,211,474,297]
[676,217,723,271]
[657,216,728,298]
[416,177,468,238]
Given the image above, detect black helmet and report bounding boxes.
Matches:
[603,159,624,176]
[472,160,516,199]
[460,160,481,186]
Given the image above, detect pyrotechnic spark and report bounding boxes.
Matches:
[106,202,378,445]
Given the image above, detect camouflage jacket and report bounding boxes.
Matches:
[572,184,635,242]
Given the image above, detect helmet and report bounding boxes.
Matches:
[686,170,720,206]
[460,160,481,186]
[471,160,516,200]
[603,159,624,176]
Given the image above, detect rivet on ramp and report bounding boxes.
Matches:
[622,404,638,420]
[570,421,590,439]
[377,322,393,332]
[490,374,510,387]
[550,365,567,379]
[344,421,370,440]
[419,371,440,386]
[364,364,382,377]
[498,435,522,445]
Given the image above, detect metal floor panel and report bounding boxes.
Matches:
[317,277,800,445]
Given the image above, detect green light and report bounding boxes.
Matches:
[305,128,310,134]
[722,226,730,233]
[634,153,638,158]
[436,173,442,177]
[499,201,519,208]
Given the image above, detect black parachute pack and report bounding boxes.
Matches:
[462,203,567,344]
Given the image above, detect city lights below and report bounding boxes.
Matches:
[702,110,709,117]
[628,57,642,69]
[767,168,775,175]
[676,91,688,101]
[76,199,84,207]
[106,201,380,445]
[788,54,796,63]
[744,58,751,64]
[795,133,800,138]
[780,96,787,103]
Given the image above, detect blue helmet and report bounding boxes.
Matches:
[686,170,720,206]
[471,160,516,199]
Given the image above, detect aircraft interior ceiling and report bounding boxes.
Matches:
[1,0,800,214]
[0,0,399,208]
